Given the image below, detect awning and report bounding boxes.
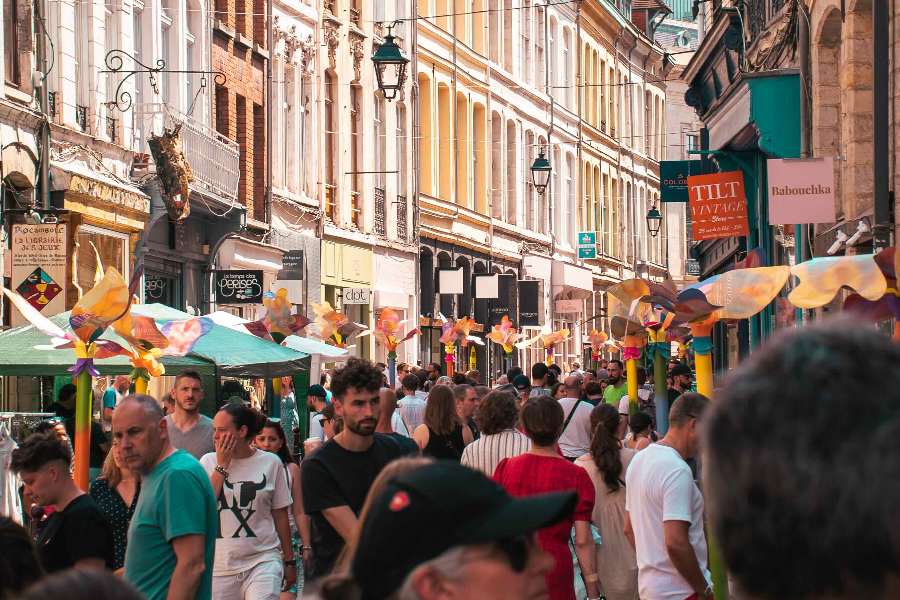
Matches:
[219,238,284,273]
[206,311,349,360]
[50,160,150,214]
[523,253,552,280]
[551,261,593,300]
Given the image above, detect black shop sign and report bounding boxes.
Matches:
[518,280,541,326]
[489,275,514,326]
[214,270,264,304]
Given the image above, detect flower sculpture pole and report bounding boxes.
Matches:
[245,289,313,398]
[586,330,608,369]
[372,308,421,387]
[444,316,483,377]
[486,316,523,374]
[310,302,371,351]
[515,324,570,369]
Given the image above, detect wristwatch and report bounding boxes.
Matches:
[700,583,714,598]
[283,558,297,568]
[214,465,229,478]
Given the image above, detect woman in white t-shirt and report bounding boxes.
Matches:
[201,404,296,600]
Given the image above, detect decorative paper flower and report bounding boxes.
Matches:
[311,302,370,348]
[373,308,421,357]
[789,254,887,309]
[485,316,523,355]
[840,247,900,339]
[586,329,609,360]
[515,323,569,364]
[438,315,483,348]
[244,289,312,343]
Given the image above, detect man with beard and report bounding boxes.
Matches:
[164,369,215,459]
[300,358,404,582]
[306,384,330,441]
[602,359,629,409]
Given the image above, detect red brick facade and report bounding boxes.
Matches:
[212,0,267,221]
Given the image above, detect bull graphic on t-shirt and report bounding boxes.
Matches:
[217,474,266,538]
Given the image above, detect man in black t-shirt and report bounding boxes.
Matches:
[300,358,403,581]
[10,431,114,573]
[669,363,693,416]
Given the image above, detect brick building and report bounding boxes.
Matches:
[212,0,268,224]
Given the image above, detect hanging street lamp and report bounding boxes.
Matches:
[530,152,552,195]
[646,205,663,238]
[371,21,410,101]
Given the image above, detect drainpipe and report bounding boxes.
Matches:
[573,0,584,368]
[546,0,556,344]
[796,0,811,323]
[451,0,460,220]
[412,0,423,365]
[614,31,622,269]
[38,0,50,211]
[265,0,274,228]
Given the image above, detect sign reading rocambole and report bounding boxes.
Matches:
[215,270,264,304]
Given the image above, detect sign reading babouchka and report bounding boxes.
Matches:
[766,157,836,225]
[687,171,749,241]
[11,224,68,327]
[215,270,264,304]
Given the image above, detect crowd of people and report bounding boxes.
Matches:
[1,322,899,600]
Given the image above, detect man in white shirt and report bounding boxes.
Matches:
[624,392,712,600]
[397,374,426,433]
[306,385,329,441]
[557,375,593,460]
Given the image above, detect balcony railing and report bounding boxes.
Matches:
[134,103,240,204]
[48,92,57,118]
[76,105,88,131]
[397,195,407,242]
[106,116,117,142]
[324,184,336,221]
[374,187,386,237]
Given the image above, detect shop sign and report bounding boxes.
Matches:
[474,274,499,299]
[214,270,264,304]
[686,259,701,277]
[11,224,68,327]
[145,274,168,301]
[342,287,370,305]
[489,275,513,325]
[687,171,749,241]
[280,250,304,280]
[577,231,596,247]
[578,246,597,259]
[766,158,836,225]
[661,160,703,202]
[555,299,582,314]
[518,280,541,326]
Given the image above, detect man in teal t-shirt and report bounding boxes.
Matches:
[603,359,630,407]
[114,394,217,600]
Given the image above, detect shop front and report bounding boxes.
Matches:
[373,248,418,367]
[550,260,594,369]
[321,236,374,359]
[213,237,286,321]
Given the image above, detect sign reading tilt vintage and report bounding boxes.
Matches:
[687,171,750,241]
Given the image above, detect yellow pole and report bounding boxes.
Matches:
[626,356,639,415]
[134,377,149,395]
[694,352,714,399]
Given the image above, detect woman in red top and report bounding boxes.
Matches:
[494,394,600,600]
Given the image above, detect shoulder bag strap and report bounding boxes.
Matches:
[561,399,582,434]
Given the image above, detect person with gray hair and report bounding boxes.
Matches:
[453,384,480,441]
[705,323,900,600]
[623,392,712,600]
[113,394,218,600]
[316,462,575,600]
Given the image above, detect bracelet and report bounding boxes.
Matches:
[584,573,599,583]
[283,559,297,567]
[302,546,312,550]
[214,465,229,478]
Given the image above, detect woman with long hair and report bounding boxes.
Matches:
[551,382,566,400]
[201,404,297,599]
[279,377,299,454]
[575,402,639,600]
[623,410,657,451]
[88,441,140,571]
[412,384,474,459]
[256,419,311,600]
[333,457,433,573]
[493,395,599,600]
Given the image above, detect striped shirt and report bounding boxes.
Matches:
[399,394,427,432]
[461,429,532,477]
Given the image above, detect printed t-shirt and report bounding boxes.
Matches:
[165,414,215,460]
[603,383,629,407]
[625,444,710,600]
[200,449,292,574]
[300,434,403,580]
[36,493,114,573]
[125,450,218,600]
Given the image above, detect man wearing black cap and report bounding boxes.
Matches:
[300,358,403,582]
[324,462,576,600]
[512,374,532,400]
[669,364,693,416]
[307,384,329,441]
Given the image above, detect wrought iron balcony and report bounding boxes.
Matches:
[397,195,407,242]
[76,105,88,131]
[374,187,387,237]
[134,103,240,204]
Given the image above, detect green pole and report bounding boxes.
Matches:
[73,370,92,491]
[708,527,729,600]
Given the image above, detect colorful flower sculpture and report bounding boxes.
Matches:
[515,323,570,366]
[586,330,609,367]
[310,302,370,349]
[244,288,312,344]
[438,314,483,376]
[373,308,421,387]
[486,316,524,370]
[841,247,900,340]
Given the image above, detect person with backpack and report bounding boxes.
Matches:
[558,376,594,461]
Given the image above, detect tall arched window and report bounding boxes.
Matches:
[418,73,433,195]
[506,120,517,224]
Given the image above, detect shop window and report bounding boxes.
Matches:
[76,226,129,296]
[144,272,182,309]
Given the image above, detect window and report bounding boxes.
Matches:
[397,102,407,197]
[521,0,531,84]
[4,0,20,86]
[374,95,385,190]
[77,226,129,295]
[133,4,145,116]
[161,11,172,103]
[324,72,336,220]
[563,29,572,109]
[491,113,503,220]
[534,6,544,88]
[75,0,89,113]
[104,0,118,138]
[186,37,195,112]
[538,136,547,234]
[549,19,558,101]
[566,154,575,245]
[282,66,295,192]
[524,130,534,230]
[350,85,362,227]
[301,77,311,195]
[506,120,517,224]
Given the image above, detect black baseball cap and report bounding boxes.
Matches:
[306,384,327,398]
[671,364,693,378]
[512,374,532,391]
[351,461,577,600]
